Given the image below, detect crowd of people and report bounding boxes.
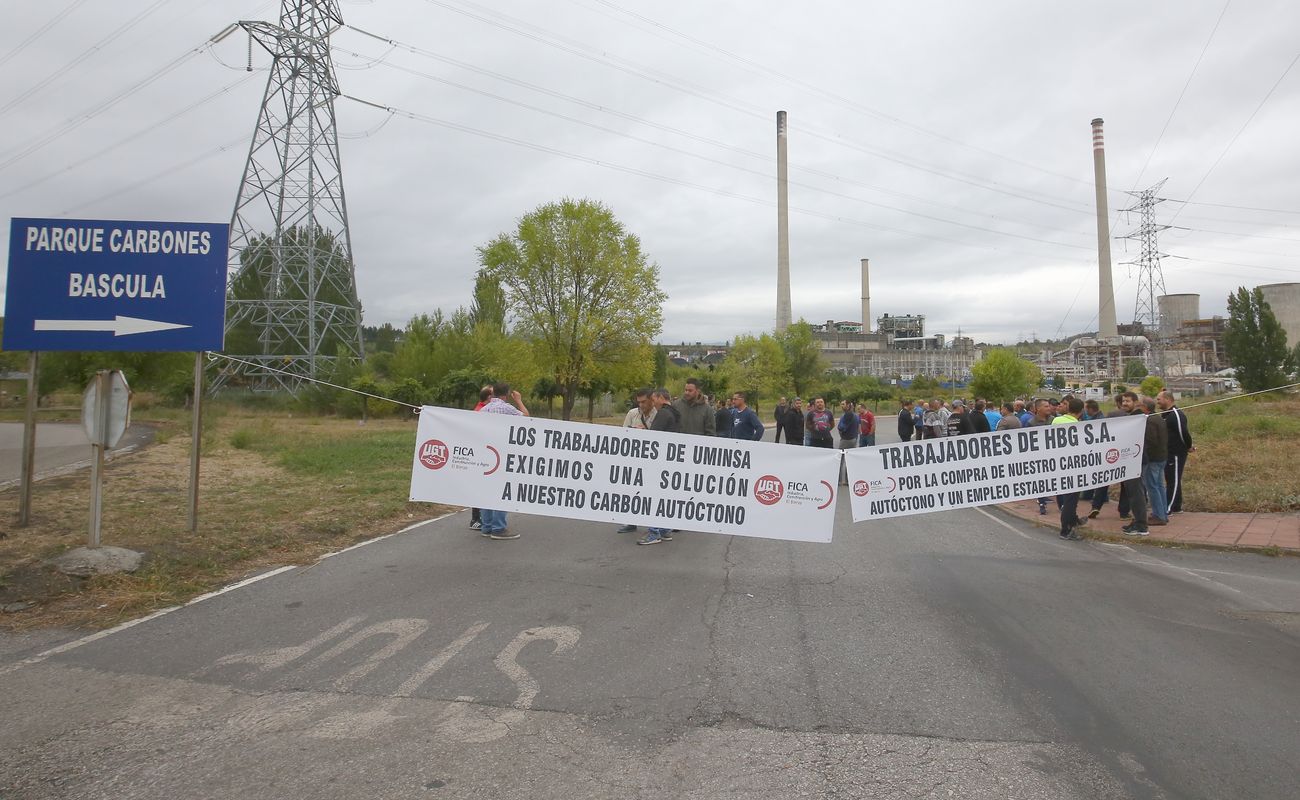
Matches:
[470,380,1192,547]
[892,391,1193,540]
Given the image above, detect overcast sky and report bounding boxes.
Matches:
[2,0,1298,347]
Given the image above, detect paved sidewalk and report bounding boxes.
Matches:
[998,497,1300,554]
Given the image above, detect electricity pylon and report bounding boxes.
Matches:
[1119,179,1170,375]
[212,0,363,393]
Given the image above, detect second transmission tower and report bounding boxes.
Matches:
[1120,179,1171,376]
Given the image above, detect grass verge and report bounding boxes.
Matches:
[0,406,452,631]
[1182,393,1300,513]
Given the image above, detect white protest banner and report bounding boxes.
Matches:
[844,415,1147,521]
[410,407,843,542]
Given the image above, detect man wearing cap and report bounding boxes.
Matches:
[945,399,975,437]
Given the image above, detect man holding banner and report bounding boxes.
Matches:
[1052,397,1085,540]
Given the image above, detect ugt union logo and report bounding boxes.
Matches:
[754,474,784,505]
[418,439,449,470]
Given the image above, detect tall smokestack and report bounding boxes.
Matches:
[776,110,791,333]
[860,258,871,333]
[1092,118,1118,338]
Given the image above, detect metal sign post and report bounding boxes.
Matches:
[82,370,130,548]
[17,351,39,528]
[188,352,204,532]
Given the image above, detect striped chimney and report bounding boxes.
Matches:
[1092,118,1118,338]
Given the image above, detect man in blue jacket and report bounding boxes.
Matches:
[729,392,765,441]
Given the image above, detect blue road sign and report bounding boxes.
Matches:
[3,217,229,352]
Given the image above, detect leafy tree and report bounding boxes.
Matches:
[1224,287,1291,393]
[225,225,360,359]
[909,375,940,397]
[532,377,562,417]
[723,333,788,401]
[1139,375,1165,397]
[35,350,193,396]
[363,323,400,354]
[469,268,506,332]
[969,349,1042,403]
[1123,358,1148,381]
[479,198,665,419]
[776,320,825,398]
[1050,375,1065,391]
[652,344,668,388]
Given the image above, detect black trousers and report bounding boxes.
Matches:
[1165,452,1188,513]
[1057,492,1081,534]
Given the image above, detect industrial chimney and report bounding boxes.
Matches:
[860,258,871,333]
[776,111,791,333]
[1092,118,1118,339]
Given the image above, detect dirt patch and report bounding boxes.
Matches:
[0,410,453,631]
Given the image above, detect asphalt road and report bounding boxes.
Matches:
[2,486,1297,798]
[0,421,155,487]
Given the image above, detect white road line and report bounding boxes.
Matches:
[0,510,461,676]
[316,509,459,560]
[974,506,1053,543]
[0,565,298,677]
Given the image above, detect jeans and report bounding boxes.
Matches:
[480,509,508,532]
[1143,463,1168,522]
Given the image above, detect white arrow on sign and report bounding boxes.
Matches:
[33,316,192,337]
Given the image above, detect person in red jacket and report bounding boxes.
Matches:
[857,403,876,446]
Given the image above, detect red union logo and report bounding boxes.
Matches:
[754,475,784,505]
[1105,448,1120,464]
[853,480,869,497]
[418,439,449,470]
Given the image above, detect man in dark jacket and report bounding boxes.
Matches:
[1120,392,1152,536]
[897,399,916,441]
[782,398,805,445]
[1157,390,1192,514]
[969,400,992,434]
[1141,396,1169,526]
[672,378,715,437]
[945,399,975,437]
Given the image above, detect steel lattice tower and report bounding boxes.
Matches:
[1119,179,1170,374]
[213,0,363,393]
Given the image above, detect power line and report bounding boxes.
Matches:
[1171,199,1300,216]
[0,39,215,172]
[57,135,247,215]
[0,73,259,201]
[0,0,178,117]
[415,0,1101,217]
[339,45,1094,252]
[1127,0,1231,193]
[1167,51,1300,225]
[0,0,92,69]
[581,0,1098,191]
[340,93,1096,266]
